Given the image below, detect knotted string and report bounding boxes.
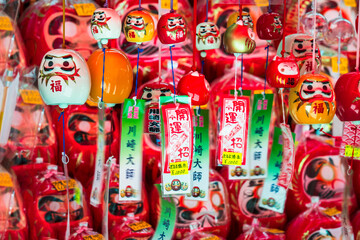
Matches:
[101,48,106,104]
[57,110,70,240]
[263,45,270,98]
[135,47,144,98]
[169,45,176,103]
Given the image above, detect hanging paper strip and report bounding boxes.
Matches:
[340,121,360,159]
[160,95,193,195]
[119,99,145,201]
[186,109,210,201]
[259,127,295,213]
[218,92,250,167]
[152,184,176,239]
[90,107,106,206]
[248,91,273,180]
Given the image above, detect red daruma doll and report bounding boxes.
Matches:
[23,165,92,240]
[157,12,187,44]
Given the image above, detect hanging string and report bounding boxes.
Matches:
[239,0,242,16]
[201,60,205,74]
[234,54,239,100]
[100,48,106,104]
[281,0,287,57]
[108,108,113,158]
[57,110,70,239]
[263,45,270,98]
[268,0,271,12]
[337,36,341,73]
[348,125,358,175]
[311,0,317,73]
[135,47,144,97]
[169,45,176,103]
[356,2,360,72]
[158,0,162,82]
[297,0,301,32]
[138,0,141,9]
[280,89,286,123]
[62,0,66,49]
[104,0,108,8]
[205,0,209,22]
[170,0,174,12]
[192,0,197,71]
[240,54,244,95]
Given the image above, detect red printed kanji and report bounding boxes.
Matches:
[50,80,62,92]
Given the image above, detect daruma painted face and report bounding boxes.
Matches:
[157,12,187,44]
[91,8,121,44]
[38,49,91,109]
[196,22,221,51]
[123,10,155,43]
[266,55,300,88]
[289,74,336,124]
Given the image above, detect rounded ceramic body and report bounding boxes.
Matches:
[277,34,321,75]
[87,48,133,105]
[123,10,155,43]
[223,20,256,54]
[266,55,300,88]
[301,12,328,40]
[91,8,121,44]
[289,74,335,124]
[38,49,91,109]
[334,72,360,121]
[177,71,210,105]
[227,11,253,29]
[157,12,187,44]
[19,2,98,66]
[256,12,282,40]
[326,16,354,45]
[196,22,221,51]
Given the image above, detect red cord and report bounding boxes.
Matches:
[192,0,197,71]
[281,0,286,57]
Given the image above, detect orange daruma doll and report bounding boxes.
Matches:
[289,73,336,124]
[87,48,133,106]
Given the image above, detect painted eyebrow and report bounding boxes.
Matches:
[303,80,313,84]
[294,39,304,43]
[136,17,143,20]
[62,55,72,59]
[45,55,53,60]
[160,88,171,92]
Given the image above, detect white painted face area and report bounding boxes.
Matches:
[277,62,299,75]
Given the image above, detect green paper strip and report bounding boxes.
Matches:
[152,184,177,240]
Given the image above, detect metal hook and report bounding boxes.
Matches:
[347,165,353,175]
[61,152,69,164]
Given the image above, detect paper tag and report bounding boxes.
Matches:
[90,107,106,206]
[322,207,341,217]
[218,96,250,166]
[170,161,189,175]
[0,173,13,187]
[83,234,104,240]
[119,99,145,201]
[128,221,152,232]
[186,109,210,201]
[161,0,178,10]
[222,152,242,165]
[254,0,269,6]
[160,96,192,195]
[344,0,356,7]
[259,127,295,213]
[0,16,13,31]
[151,184,176,239]
[19,89,43,105]
[277,123,295,189]
[73,3,97,16]
[331,56,349,74]
[246,93,273,180]
[52,179,76,191]
[340,122,360,159]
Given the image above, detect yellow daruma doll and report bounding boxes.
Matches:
[289,73,336,124]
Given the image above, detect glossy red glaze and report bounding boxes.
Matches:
[265,55,299,88]
[51,104,119,186]
[256,12,283,40]
[19,1,98,66]
[23,168,92,240]
[177,71,210,106]
[286,136,357,221]
[334,72,360,121]
[157,12,187,44]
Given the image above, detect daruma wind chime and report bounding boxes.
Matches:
[37,0,91,238]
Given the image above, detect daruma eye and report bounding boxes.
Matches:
[307,85,313,90]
